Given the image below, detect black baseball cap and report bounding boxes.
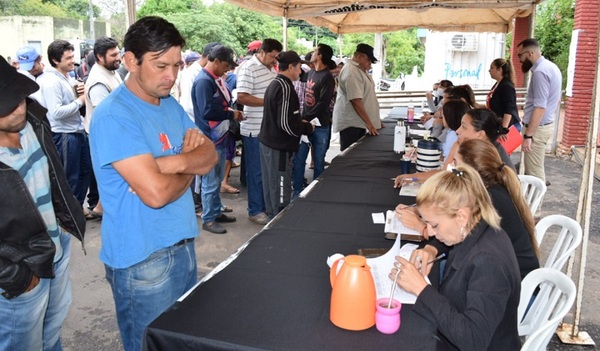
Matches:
[0,55,39,117]
[356,43,378,63]
[202,42,221,56]
[208,45,238,67]
[276,51,305,66]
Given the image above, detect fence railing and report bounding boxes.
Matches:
[376,88,529,110]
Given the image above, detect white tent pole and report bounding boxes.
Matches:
[282,8,288,51]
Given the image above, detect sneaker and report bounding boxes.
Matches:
[202,222,226,234]
[248,212,269,225]
[215,214,236,223]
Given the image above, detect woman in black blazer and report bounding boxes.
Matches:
[390,165,521,351]
[486,58,521,133]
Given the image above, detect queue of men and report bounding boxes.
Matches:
[2,13,561,351]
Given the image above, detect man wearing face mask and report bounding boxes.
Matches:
[516,38,562,184]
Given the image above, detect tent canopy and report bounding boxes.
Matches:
[226,0,537,33]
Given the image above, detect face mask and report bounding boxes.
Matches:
[437,88,445,96]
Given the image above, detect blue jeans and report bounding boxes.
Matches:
[242,135,265,216]
[201,147,226,223]
[0,232,72,351]
[105,239,197,351]
[52,132,92,205]
[292,125,330,197]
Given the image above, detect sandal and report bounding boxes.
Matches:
[220,185,240,194]
[84,210,103,221]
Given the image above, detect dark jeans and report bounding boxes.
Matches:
[52,132,92,206]
[339,127,367,151]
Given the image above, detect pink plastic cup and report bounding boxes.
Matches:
[375,298,401,334]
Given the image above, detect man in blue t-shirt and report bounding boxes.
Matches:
[89,17,217,351]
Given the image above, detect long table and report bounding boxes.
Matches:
[143,121,438,351]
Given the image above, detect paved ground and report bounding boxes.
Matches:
[61,135,599,350]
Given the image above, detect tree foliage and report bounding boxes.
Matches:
[1,0,66,17]
[534,0,574,87]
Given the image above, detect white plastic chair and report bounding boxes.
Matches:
[518,175,547,216]
[535,215,583,271]
[518,268,576,351]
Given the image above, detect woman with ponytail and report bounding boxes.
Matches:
[390,164,521,351]
[456,139,540,279]
[487,58,521,134]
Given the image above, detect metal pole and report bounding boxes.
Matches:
[88,0,95,39]
[282,15,288,51]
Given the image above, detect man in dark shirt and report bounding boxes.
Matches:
[292,44,335,197]
[259,51,313,218]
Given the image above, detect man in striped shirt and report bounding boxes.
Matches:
[236,39,282,225]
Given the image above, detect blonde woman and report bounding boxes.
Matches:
[390,165,521,351]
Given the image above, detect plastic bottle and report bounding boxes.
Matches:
[394,121,406,153]
[407,104,415,123]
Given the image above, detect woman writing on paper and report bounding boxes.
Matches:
[389,165,521,351]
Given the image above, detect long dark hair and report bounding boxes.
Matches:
[442,100,469,131]
[491,58,516,85]
[464,108,503,142]
[457,139,539,258]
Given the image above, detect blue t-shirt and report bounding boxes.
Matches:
[90,84,198,268]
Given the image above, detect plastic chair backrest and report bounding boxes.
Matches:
[535,215,583,271]
[518,175,547,216]
[518,268,576,351]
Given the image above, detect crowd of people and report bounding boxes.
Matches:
[1,12,563,351]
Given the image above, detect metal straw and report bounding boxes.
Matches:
[387,266,402,309]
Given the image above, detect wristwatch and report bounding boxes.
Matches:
[524,134,534,140]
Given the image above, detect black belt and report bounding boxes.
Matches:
[523,121,553,127]
[174,237,195,247]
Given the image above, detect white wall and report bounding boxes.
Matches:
[0,16,110,64]
[421,31,506,90]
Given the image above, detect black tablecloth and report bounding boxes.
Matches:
[143,123,437,351]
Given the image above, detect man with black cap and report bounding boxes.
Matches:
[0,55,85,350]
[260,51,313,218]
[332,43,382,151]
[180,42,220,122]
[192,45,244,234]
[292,43,335,196]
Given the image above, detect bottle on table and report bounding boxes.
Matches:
[407,103,415,123]
[394,121,406,154]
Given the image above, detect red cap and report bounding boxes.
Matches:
[247,40,262,51]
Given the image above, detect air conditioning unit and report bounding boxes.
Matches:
[449,34,478,52]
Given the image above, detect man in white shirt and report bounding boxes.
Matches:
[236,38,282,225]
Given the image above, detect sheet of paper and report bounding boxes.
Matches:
[399,182,421,197]
[384,210,421,236]
[411,129,430,137]
[372,212,386,224]
[367,237,420,304]
[300,118,323,143]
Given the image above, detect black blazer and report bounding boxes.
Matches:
[413,220,521,351]
[489,78,520,127]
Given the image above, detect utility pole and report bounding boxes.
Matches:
[88,0,95,39]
